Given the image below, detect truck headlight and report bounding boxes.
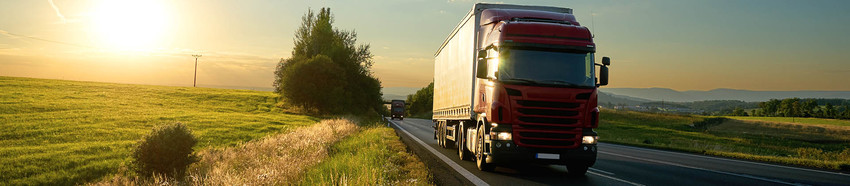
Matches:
[582,136,599,144]
[490,131,512,140]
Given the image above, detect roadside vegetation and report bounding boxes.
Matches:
[598,109,850,171]
[93,119,359,185]
[299,123,431,185]
[0,76,316,185]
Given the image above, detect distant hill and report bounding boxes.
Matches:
[602,88,850,102]
[598,91,650,106]
[382,87,420,101]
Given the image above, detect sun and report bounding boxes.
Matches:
[90,0,171,51]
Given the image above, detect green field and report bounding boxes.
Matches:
[599,109,850,170]
[728,116,850,127]
[0,76,317,185]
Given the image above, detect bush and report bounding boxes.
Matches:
[132,123,198,178]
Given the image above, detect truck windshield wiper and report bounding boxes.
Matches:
[541,80,581,87]
[502,78,543,85]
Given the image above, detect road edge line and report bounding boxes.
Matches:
[600,151,803,186]
[601,143,849,176]
[389,120,490,186]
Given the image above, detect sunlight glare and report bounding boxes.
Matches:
[90,0,171,51]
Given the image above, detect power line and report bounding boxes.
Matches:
[0,29,95,49]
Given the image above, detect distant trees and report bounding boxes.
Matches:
[754,98,850,119]
[730,107,748,116]
[406,82,434,117]
[273,8,383,115]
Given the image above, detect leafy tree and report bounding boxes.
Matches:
[278,55,346,113]
[778,98,801,117]
[406,82,434,117]
[801,99,818,117]
[731,107,748,116]
[824,103,836,119]
[273,8,382,114]
[759,99,780,117]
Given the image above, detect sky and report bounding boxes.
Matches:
[1,0,849,92]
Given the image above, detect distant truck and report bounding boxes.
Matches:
[391,100,405,120]
[432,3,611,175]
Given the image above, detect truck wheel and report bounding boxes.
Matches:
[458,124,470,161]
[566,164,588,176]
[438,123,445,148]
[476,126,495,171]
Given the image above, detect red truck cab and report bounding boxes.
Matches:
[432,3,610,175]
[473,8,610,174]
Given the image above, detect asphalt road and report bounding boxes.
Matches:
[388,118,850,186]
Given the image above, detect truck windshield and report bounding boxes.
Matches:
[498,48,595,87]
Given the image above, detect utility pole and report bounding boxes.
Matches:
[192,54,202,87]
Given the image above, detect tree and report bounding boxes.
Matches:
[759,99,780,116]
[731,107,748,116]
[274,8,382,115]
[278,55,346,113]
[778,98,801,117]
[801,99,818,117]
[824,103,836,119]
[406,82,434,117]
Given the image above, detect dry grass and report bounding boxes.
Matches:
[91,118,359,185]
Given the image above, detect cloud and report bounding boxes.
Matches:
[48,0,67,24]
[0,30,19,39]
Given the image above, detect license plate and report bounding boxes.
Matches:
[536,153,560,160]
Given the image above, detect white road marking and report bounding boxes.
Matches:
[601,143,848,177]
[589,167,615,175]
[389,119,490,186]
[600,151,806,186]
[588,171,645,186]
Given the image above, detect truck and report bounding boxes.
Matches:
[432,3,611,175]
[391,100,405,120]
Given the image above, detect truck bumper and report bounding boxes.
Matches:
[487,140,597,166]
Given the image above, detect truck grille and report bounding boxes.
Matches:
[513,99,584,148]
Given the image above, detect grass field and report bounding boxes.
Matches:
[727,116,850,127]
[0,76,318,185]
[599,109,850,171]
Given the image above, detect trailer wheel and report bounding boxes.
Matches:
[476,126,494,171]
[437,123,445,148]
[457,123,470,161]
[566,164,588,176]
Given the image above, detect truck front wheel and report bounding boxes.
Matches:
[476,126,494,171]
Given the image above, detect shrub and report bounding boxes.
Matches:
[132,123,198,178]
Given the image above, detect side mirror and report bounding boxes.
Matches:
[476,59,488,79]
[478,49,487,60]
[598,66,609,86]
[602,57,611,66]
[476,49,488,78]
